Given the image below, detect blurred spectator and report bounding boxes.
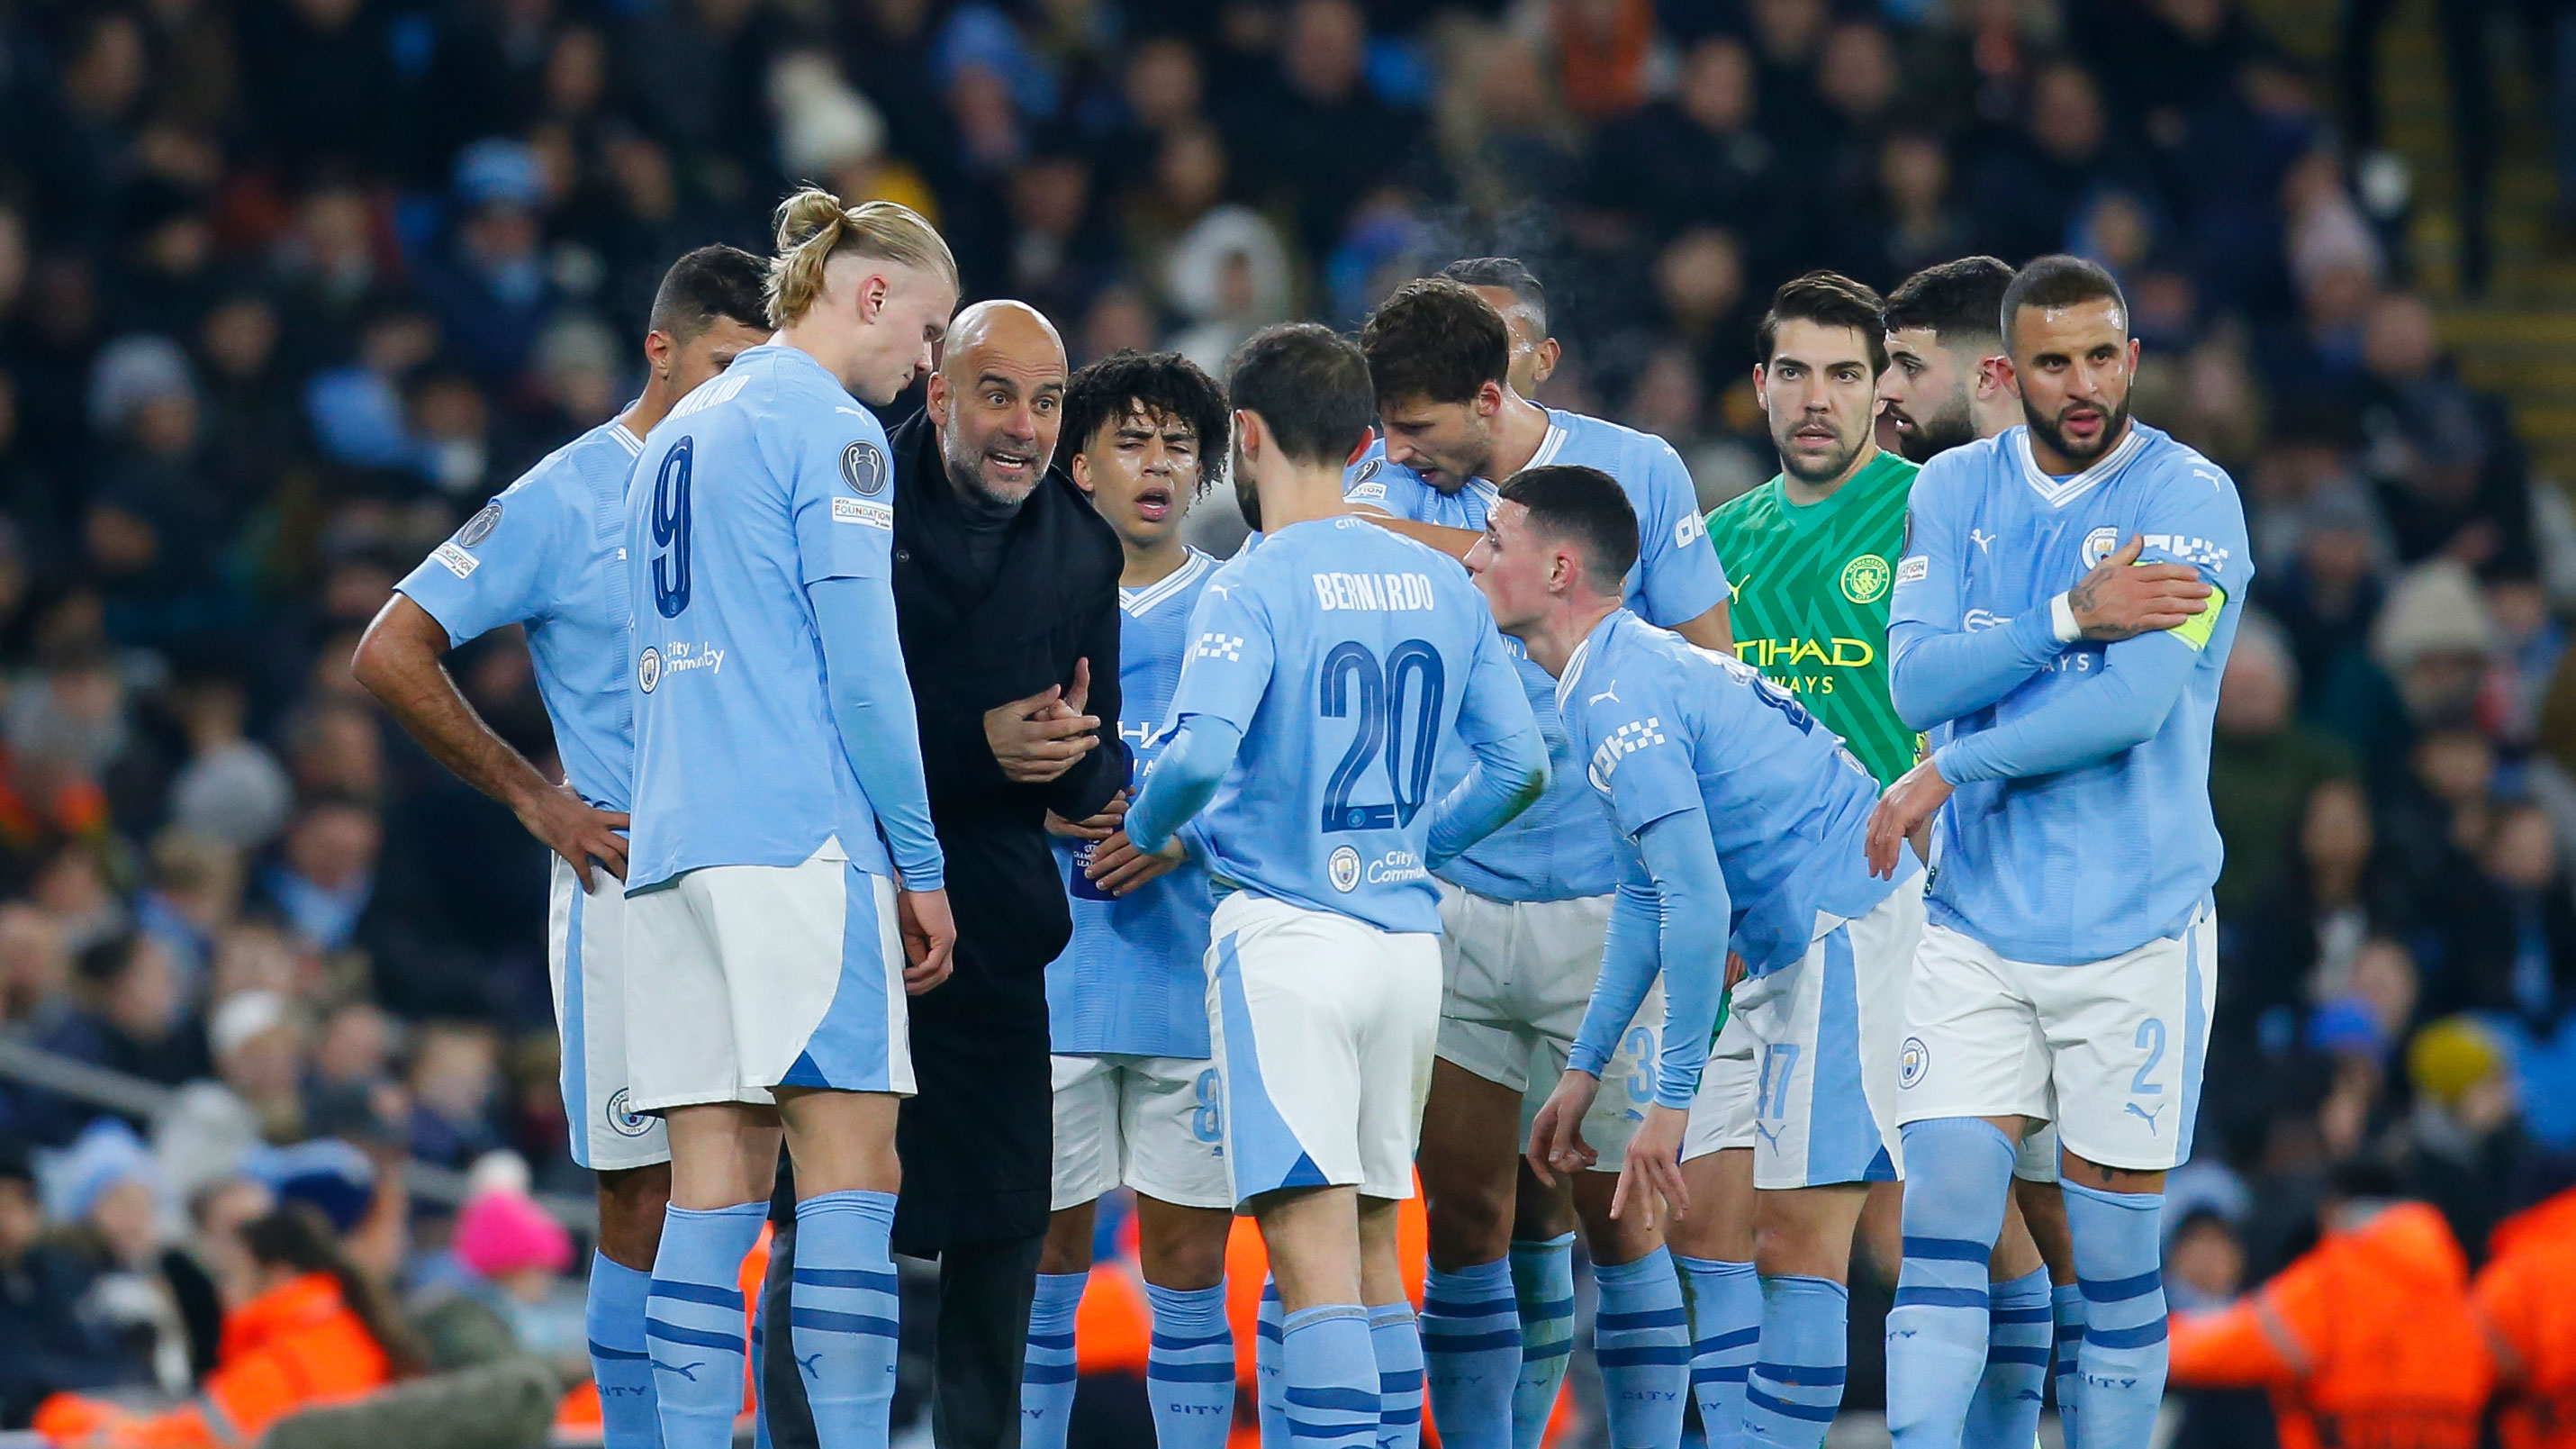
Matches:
[2391,1017,2536,1261]
[449,1186,579,1372]
[0,1140,132,1428]
[2432,803,2576,1027]
[133,832,244,999]
[157,990,304,1199]
[2209,612,2358,918]
[2358,293,2532,571]
[415,140,557,392]
[404,1023,502,1169]
[23,937,208,1142]
[2169,1161,2493,1449]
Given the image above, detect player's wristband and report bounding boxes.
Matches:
[2050,591,2081,644]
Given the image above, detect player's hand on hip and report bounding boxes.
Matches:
[1527,1070,1603,1186]
[1086,828,1185,895]
[1612,1104,1691,1228]
[2069,534,2212,640]
[518,782,628,890]
[1044,790,1127,840]
[1866,758,1953,877]
[987,679,1100,783]
[895,887,956,993]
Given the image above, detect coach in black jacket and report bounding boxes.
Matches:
[763,300,1125,1449]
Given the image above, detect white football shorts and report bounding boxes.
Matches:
[1435,883,1661,1168]
[1683,1007,1758,1163]
[1207,892,1442,1204]
[1050,1053,1232,1211]
[549,856,666,1171]
[1678,887,1922,1187]
[1896,903,2217,1173]
[624,838,913,1113]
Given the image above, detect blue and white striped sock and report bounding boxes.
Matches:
[1744,1275,1849,1449]
[1679,1256,1760,1449]
[1595,1247,1691,1449]
[1282,1304,1381,1448]
[1964,1267,2053,1449]
[791,1191,901,1449]
[647,1202,765,1449]
[587,1253,661,1449]
[1370,1301,1425,1449]
[2063,1183,2168,1449]
[1885,1120,2013,1449]
[1421,1259,1518,1449]
[1259,1277,1288,1444]
[2052,1281,2087,1449]
[1508,1235,1576,1449]
[1146,1281,1234,1449]
[1020,1271,1086,1449]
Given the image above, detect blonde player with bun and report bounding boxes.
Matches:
[619,188,958,1449]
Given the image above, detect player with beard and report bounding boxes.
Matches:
[1680,272,1916,1449]
[1877,257,2025,465]
[1869,257,2246,1449]
[1877,256,2087,1449]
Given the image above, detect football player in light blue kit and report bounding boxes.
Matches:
[620,189,961,1449]
[1865,257,2246,1449]
[1471,465,1925,1449]
[1016,350,1240,1449]
[1098,322,1549,1449]
[356,245,773,1449]
[1351,267,1729,1449]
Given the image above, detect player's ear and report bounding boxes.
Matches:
[1980,355,2019,401]
[642,329,674,381]
[1532,338,1559,388]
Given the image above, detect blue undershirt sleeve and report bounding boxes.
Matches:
[1932,630,2200,783]
[1567,857,1660,1081]
[1126,716,1244,855]
[1886,609,2072,732]
[1634,808,1733,1109]
[1424,716,1548,870]
[807,575,944,891]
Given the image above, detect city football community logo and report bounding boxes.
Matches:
[1899,1036,1930,1090]
[1328,845,1361,892]
[842,440,888,496]
[605,1089,653,1138]
[457,501,504,548]
[1839,553,1890,604]
[637,647,662,694]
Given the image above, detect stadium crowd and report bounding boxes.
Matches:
[0,0,2572,1441]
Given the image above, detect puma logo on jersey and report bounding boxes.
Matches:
[1587,684,1622,706]
[1969,528,1998,554]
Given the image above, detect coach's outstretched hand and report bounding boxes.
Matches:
[520,782,629,891]
[1526,1070,1602,1186]
[987,657,1101,783]
[1613,1104,1691,1228]
[1866,757,1954,877]
[895,886,956,994]
[2070,535,2212,641]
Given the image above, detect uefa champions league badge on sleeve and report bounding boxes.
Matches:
[457,501,504,548]
[842,440,888,496]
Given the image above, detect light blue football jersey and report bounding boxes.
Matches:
[1345,409,1729,901]
[1559,608,1905,978]
[622,342,937,892]
[1161,516,1538,936]
[1047,548,1221,1059]
[1889,421,2252,964]
[396,415,643,811]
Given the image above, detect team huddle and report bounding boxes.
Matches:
[358,185,2246,1449]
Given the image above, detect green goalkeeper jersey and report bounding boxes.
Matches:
[1704,448,1921,786]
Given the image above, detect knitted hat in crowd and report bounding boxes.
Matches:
[452,1189,572,1280]
[240,1138,377,1235]
[2409,1016,2508,1107]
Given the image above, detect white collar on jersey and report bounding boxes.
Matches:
[1461,415,1568,499]
[2014,422,2146,509]
[1119,548,1213,616]
[1555,636,1593,715]
[609,420,644,457]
